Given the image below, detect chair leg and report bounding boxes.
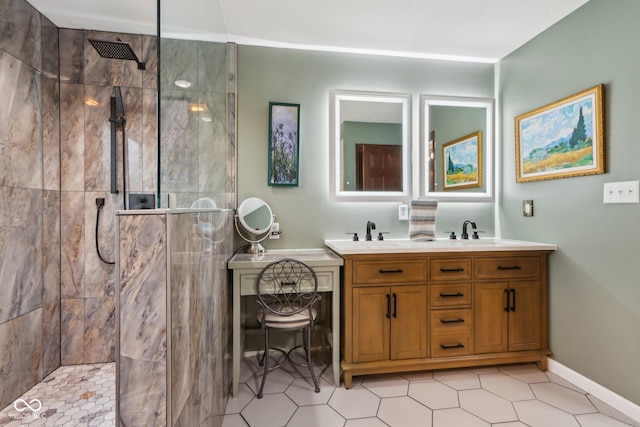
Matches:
[257,329,269,398]
[306,326,320,393]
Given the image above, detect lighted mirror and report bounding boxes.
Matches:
[420,95,494,201]
[330,90,412,201]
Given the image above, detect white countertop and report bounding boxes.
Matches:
[228,248,344,269]
[324,238,557,255]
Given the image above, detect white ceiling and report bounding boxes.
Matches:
[28,0,589,62]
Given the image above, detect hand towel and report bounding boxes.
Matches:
[409,199,438,241]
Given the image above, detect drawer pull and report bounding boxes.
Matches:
[379,268,404,274]
[440,318,464,324]
[497,265,521,270]
[440,292,464,298]
[440,343,465,349]
[440,267,464,272]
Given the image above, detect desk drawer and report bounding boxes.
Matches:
[430,258,471,281]
[239,270,335,296]
[431,334,472,358]
[475,257,540,279]
[430,308,472,335]
[352,259,426,284]
[430,283,471,307]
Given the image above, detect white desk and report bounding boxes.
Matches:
[227,248,343,397]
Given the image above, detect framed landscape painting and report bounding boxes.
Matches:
[268,102,300,186]
[515,84,605,183]
[442,131,482,190]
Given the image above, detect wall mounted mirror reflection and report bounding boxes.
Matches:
[420,95,494,201]
[330,90,412,201]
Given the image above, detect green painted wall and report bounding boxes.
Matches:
[237,46,495,248]
[499,0,640,405]
[342,121,402,191]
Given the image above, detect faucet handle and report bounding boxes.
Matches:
[377,232,389,241]
[472,230,485,239]
[444,231,457,240]
[346,232,359,241]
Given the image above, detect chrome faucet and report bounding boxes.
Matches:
[366,221,376,241]
[461,220,477,239]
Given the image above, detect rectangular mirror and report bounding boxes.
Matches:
[420,95,494,201]
[330,90,412,202]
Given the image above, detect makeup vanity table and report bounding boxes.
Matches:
[227,248,343,397]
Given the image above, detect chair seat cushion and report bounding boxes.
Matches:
[257,307,317,329]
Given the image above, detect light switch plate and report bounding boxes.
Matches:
[603,180,640,204]
[523,200,534,217]
[398,204,409,221]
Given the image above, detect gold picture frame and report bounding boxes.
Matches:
[442,131,482,190]
[515,84,605,183]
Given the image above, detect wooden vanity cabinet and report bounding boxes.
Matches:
[341,251,551,388]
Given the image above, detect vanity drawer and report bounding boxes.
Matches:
[431,334,472,358]
[430,308,472,335]
[239,270,335,296]
[430,283,471,307]
[475,256,541,280]
[352,259,426,284]
[430,258,472,281]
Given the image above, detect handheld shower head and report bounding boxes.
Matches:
[88,38,146,70]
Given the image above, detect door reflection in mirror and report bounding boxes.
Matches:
[330,91,411,202]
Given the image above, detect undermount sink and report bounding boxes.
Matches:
[324,238,557,255]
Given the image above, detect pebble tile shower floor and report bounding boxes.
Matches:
[1,360,638,426]
[0,363,114,426]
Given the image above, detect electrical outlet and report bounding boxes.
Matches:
[523,200,534,217]
[398,204,409,221]
[129,193,155,209]
[269,222,280,239]
[603,181,640,204]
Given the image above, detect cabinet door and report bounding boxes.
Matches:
[353,287,390,363]
[390,285,428,360]
[508,281,541,351]
[474,282,508,354]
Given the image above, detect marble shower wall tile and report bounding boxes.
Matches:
[198,90,228,194]
[59,28,84,84]
[0,48,43,189]
[123,87,144,193]
[61,191,85,298]
[84,297,115,363]
[198,42,227,94]
[142,35,158,90]
[0,308,43,410]
[143,89,158,193]
[42,300,61,376]
[0,0,41,70]
[118,213,167,426]
[60,83,85,191]
[84,84,117,192]
[42,76,60,190]
[42,190,61,305]
[159,38,198,92]
[0,187,43,324]
[84,31,143,88]
[84,192,117,298]
[41,16,58,78]
[61,298,84,365]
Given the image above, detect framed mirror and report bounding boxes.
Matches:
[330,90,412,201]
[420,95,494,201]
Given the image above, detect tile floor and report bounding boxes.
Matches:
[223,356,640,427]
[1,359,638,427]
[0,363,115,426]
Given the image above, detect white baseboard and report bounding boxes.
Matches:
[547,358,640,423]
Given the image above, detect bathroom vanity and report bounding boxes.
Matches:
[324,238,557,388]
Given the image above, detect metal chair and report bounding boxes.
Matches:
[255,258,321,398]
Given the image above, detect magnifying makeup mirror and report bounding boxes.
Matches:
[235,197,274,253]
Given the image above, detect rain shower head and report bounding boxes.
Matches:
[88,38,146,70]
